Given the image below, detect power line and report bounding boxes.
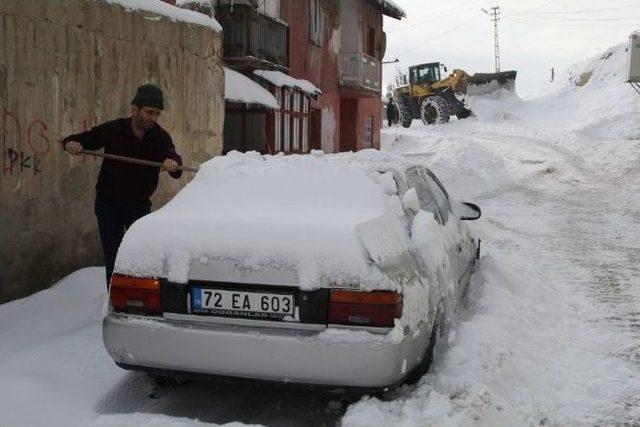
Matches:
[509,2,639,15]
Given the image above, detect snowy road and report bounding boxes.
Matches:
[343,119,640,425]
[2,45,640,426]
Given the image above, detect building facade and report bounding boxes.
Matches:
[215,0,404,154]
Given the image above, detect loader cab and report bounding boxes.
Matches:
[409,63,442,86]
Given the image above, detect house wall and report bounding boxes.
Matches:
[280,0,383,153]
[0,0,224,303]
[282,0,341,153]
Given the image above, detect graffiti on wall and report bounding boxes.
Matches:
[1,109,99,178]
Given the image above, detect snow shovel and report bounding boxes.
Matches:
[80,150,199,172]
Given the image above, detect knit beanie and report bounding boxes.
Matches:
[131,84,165,110]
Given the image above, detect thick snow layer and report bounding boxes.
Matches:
[224,68,279,109]
[114,151,443,294]
[253,70,322,95]
[103,0,222,31]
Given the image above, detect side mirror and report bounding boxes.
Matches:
[444,65,448,73]
[460,202,481,221]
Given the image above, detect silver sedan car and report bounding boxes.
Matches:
[103,153,481,393]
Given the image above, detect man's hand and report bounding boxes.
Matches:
[64,141,83,156]
[162,158,179,173]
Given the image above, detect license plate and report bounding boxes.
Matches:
[191,287,295,319]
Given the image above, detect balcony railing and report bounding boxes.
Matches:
[339,52,381,92]
[217,6,289,71]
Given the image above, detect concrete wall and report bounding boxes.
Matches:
[0,0,225,303]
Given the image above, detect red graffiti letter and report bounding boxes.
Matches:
[27,119,50,156]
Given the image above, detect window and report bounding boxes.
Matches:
[420,169,452,223]
[364,116,374,149]
[273,87,313,154]
[367,27,376,57]
[309,0,324,46]
[405,167,443,224]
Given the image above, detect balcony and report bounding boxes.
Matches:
[216,5,290,72]
[339,52,381,93]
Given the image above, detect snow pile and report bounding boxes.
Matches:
[224,68,280,109]
[115,151,420,289]
[530,43,640,139]
[465,88,525,122]
[103,0,222,31]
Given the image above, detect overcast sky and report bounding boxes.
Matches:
[382,0,640,98]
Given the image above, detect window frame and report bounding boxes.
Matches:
[309,0,324,46]
[404,166,444,225]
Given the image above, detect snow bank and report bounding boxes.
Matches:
[103,0,222,31]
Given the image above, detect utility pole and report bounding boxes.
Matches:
[481,6,501,72]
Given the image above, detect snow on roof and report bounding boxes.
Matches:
[370,0,406,19]
[254,70,322,95]
[104,0,222,31]
[225,67,280,109]
[114,150,426,289]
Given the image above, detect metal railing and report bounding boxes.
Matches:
[217,6,289,69]
[339,52,381,92]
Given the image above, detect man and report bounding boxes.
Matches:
[61,84,183,287]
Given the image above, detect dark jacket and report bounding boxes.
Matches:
[62,118,183,204]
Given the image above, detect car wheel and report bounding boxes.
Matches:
[405,320,439,385]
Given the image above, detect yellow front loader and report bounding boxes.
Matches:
[387,62,516,127]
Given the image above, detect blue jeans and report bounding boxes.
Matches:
[94,196,151,287]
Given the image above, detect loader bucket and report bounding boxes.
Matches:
[467,70,517,96]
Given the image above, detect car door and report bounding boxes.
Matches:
[404,167,460,307]
[419,168,475,294]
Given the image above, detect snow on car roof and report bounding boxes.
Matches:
[114,150,426,289]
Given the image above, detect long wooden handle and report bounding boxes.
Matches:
[80,150,199,172]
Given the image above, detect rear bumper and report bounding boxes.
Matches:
[103,313,427,389]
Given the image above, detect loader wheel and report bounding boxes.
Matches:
[420,96,450,125]
[400,99,413,128]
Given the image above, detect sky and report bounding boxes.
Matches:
[382,0,640,98]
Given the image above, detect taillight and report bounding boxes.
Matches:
[328,290,403,328]
[110,274,162,315]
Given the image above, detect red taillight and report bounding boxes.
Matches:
[328,290,403,328]
[110,274,162,315]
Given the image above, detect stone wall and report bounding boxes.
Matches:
[0,0,225,303]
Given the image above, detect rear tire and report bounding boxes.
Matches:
[420,96,450,125]
[400,98,413,128]
[405,321,438,385]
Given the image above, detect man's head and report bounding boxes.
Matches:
[131,84,164,132]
